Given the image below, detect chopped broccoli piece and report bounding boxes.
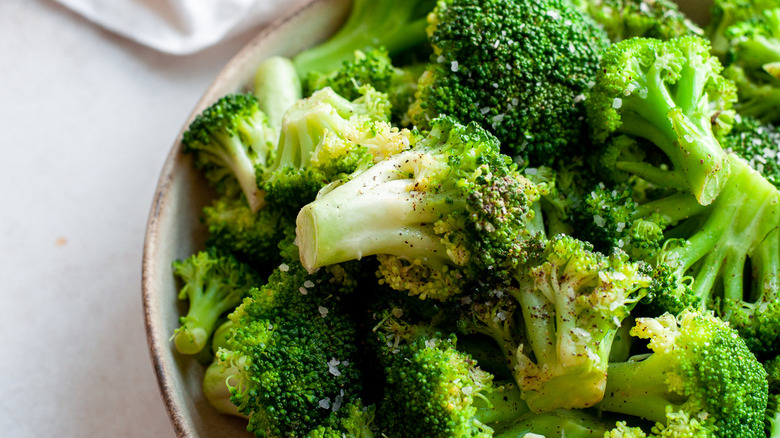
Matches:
[596,310,769,437]
[587,36,736,205]
[209,261,364,437]
[570,0,704,42]
[706,0,779,59]
[408,0,609,165]
[252,56,303,134]
[181,93,275,212]
[171,248,261,355]
[295,116,544,300]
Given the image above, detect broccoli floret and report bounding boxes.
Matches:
[295,116,544,300]
[706,0,779,59]
[171,247,261,355]
[291,0,435,80]
[596,310,769,437]
[570,0,704,43]
[766,355,780,437]
[208,261,364,437]
[304,48,425,124]
[717,7,780,125]
[181,93,276,212]
[587,36,737,205]
[372,314,530,437]
[509,235,651,412]
[305,400,377,438]
[721,115,780,189]
[408,0,609,165]
[261,86,412,213]
[201,195,294,267]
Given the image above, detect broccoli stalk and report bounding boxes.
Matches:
[181,93,275,212]
[596,310,769,437]
[252,56,302,134]
[587,36,736,205]
[291,0,434,80]
[295,116,543,300]
[171,248,260,355]
[634,155,780,356]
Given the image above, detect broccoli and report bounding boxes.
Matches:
[595,310,769,437]
[706,0,779,59]
[305,400,377,438]
[496,409,611,437]
[171,247,261,355]
[201,195,294,267]
[722,115,780,189]
[720,8,780,125]
[261,86,412,213]
[407,0,609,165]
[767,355,780,437]
[625,154,780,356]
[304,48,426,124]
[587,35,737,205]
[295,116,544,300]
[372,313,530,437]
[291,0,435,81]
[181,93,275,212]
[570,0,704,42]
[206,260,365,437]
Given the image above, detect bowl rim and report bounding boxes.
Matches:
[141,0,344,435]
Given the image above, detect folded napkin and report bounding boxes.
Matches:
[55,0,310,55]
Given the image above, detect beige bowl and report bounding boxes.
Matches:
[143,0,713,436]
[142,0,350,436]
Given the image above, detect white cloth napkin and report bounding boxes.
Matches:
[55,0,310,55]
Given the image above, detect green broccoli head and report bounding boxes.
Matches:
[295,116,544,300]
[597,310,769,437]
[570,0,704,43]
[587,35,737,205]
[262,86,413,214]
[724,8,780,79]
[201,195,295,267]
[509,234,652,412]
[171,247,262,355]
[182,93,275,212]
[408,0,609,165]
[706,0,780,59]
[213,260,364,437]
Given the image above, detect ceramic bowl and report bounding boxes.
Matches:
[143,0,712,436]
[142,0,349,436]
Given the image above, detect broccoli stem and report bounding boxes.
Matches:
[291,0,431,78]
[597,353,686,424]
[296,151,456,272]
[253,56,302,134]
[663,156,780,306]
[473,383,530,427]
[173,281,235,354]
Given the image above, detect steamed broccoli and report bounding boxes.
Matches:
[304,48,425,123]
[587,35,737,205]
[181,93,275,212]
[291,0,435,81]
[596,310,769,437]
[571,0,704,42]
[253,56,303,134]
[261,86,413,213]
[205,260,365,437]
[407,0,609,165]
[295,116,544,300]
[706,0,779,59]
[371,313,530,437]
[171,247,261,355]
[721,8,780,124]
